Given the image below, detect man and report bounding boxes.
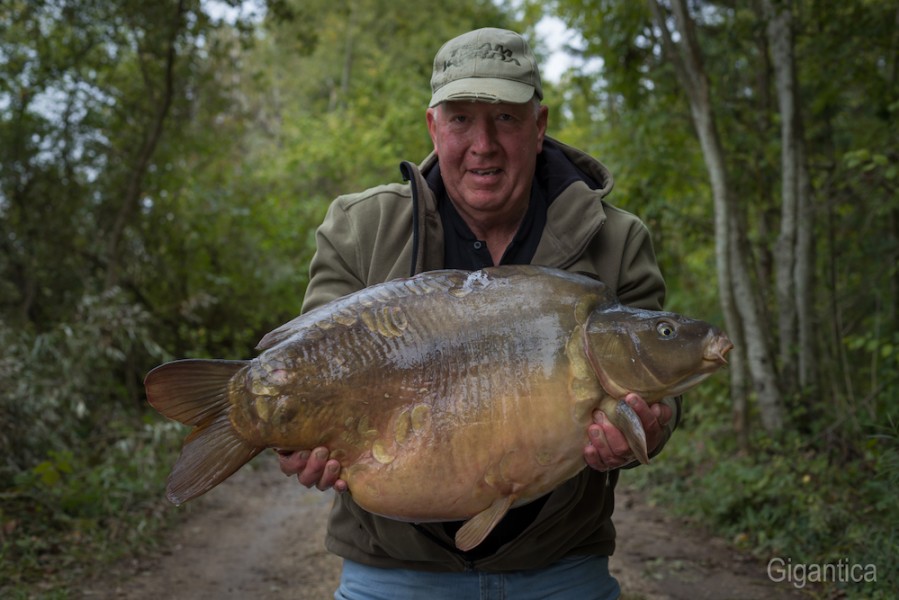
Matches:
[278,27,679,599]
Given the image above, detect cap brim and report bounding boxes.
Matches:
[429,77,536,107]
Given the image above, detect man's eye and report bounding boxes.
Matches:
[497,113,513,121]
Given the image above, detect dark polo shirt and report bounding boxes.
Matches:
[427,164,547,270]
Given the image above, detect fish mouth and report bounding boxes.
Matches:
[664,334,733,396]
[704,333,734,366]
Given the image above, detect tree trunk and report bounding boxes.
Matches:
[651,0,785,433]
[763,0,817,396]
[765,0,798,391]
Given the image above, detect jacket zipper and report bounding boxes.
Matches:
[400,161,424,277]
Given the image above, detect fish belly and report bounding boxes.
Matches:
[340,379,593,522]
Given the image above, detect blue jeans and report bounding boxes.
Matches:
[335,555,620,600]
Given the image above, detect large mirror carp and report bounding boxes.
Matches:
[145,265,732,551]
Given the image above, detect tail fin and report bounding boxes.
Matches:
[145,359,262,505]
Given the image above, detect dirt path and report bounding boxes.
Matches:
[77,454,810,599]
[608,476,810,600]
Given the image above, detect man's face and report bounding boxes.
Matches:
[426,100,548,227]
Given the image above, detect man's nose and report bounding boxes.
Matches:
[469,119,498,154]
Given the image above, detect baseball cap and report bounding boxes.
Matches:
[429,28,543,107]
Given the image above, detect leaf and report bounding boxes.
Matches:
[33,461,61,487]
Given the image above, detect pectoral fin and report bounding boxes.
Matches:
[604,398,650,465]
[454,495,514,551]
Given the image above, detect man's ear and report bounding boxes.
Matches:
[426,107,439,153]
[536,104,549,153]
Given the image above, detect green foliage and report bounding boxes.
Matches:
[624,389,899,599]
[0,419,185,596]
[0,290,166,476]
[0,287,178,595]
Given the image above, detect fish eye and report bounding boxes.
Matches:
[656,321,676,338]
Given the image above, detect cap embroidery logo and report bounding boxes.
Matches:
[443,43,521,70]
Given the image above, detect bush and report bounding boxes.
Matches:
[0,289,181,596]
[0,288,168,482]
[0,419,185,596]
[623,387,898,599]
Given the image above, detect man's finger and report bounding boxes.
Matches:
[298,447,330,487]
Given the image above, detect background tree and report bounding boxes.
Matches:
[762,0,815,400]
[649,0,785,437]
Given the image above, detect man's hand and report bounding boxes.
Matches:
[583,393,672,471]
[275,446,348,492]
